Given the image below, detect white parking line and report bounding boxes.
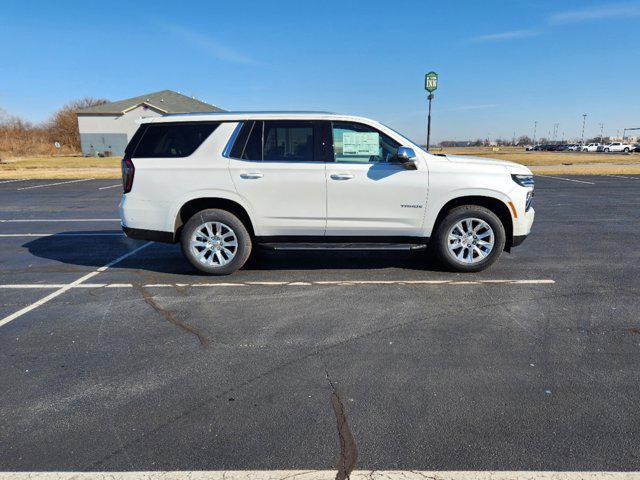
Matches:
[17,178,95,190]
[98,184,122,190]
[0,178,28,184]
[0,218,120,222]
[0,279,555,289]
[0,242,153,329]
[604,174,640,180]
[0,233,123,237]
[536,175,595,185]
[0,471,636,480]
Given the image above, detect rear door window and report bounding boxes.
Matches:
[263,122,314,161]
[229,120,323,162]
[132,122,220,158]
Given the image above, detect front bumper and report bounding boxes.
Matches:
[512,234,528,247]
[511,207,534,248]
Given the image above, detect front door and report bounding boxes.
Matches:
[325,121,429,237]
[228,120,327,236]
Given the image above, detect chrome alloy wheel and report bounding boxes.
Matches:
[447,218,495,264]
[189,221,238,267]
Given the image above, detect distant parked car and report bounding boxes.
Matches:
[600,142,633,153]
[634,143,640,152]
[582,143,601,152]
[566,144,581,151]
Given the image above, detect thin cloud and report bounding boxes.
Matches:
[470,29,539,43]
[549,3,640,24]
[158,23,261,66]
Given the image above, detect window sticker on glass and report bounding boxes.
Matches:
[342,131,380,156]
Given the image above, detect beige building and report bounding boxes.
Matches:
[76,90,224,156]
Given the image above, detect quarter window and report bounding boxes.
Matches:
[132,122,219,158]
[332,122,399,163]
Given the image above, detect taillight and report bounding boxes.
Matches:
[121,158,135,193]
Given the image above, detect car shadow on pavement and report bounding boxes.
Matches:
[23,231,444,275]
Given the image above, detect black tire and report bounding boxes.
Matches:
[431,205,506,273]
[180,209,252,275]
[624,147,629,153]
[604,148,610,152]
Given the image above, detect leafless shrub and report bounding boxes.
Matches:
[0,97,108,157]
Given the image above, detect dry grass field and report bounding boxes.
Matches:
[436,146,640,174]
[0,155,121,179]
[1,149,639,178]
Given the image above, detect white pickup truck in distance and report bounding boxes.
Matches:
[600,142,633,153]
[120,112,535,274]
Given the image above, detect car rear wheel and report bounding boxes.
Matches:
[624,147,629,153]
[431,205,506,272]
[180,209,252,275]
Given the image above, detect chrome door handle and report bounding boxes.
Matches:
[240,172,263,179]
[330,173,354,180]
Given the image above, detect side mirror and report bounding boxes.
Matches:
[396,146,418,170]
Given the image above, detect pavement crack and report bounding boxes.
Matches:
[132,282,209,347]
[326,368,358,480]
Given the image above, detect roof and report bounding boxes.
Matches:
[76,90,225,115]
[139,111,373,125]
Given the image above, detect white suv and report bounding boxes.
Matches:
[582,143,601,152]
[120,112,535,274]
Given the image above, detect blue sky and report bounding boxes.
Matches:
[1,0,639,143]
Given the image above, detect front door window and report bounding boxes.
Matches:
[331,122,399,163]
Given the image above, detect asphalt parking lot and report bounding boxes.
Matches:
[0,175,639,474]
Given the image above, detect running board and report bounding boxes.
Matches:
[259,242,427,251]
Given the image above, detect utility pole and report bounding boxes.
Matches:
[599,123,604,143]
[533,121,537,145]
[581,114,587,145]
[553,123,559,143]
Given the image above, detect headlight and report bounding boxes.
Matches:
[511,174,534,187]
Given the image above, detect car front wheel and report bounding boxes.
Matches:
[431,205,506,272]
[180,209,252,275]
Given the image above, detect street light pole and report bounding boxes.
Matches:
[533,121,537,145]
[581,114,587,145]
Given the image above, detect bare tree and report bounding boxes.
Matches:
[46,97,108,150]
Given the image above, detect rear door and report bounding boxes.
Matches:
[228,120,328,236]
[324,121,429,237]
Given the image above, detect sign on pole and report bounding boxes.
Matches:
[425,71,438,92]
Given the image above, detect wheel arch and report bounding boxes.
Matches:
[174,197,256,239]
[432,195,514,251]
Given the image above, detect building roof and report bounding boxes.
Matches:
[76,90,225,115]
